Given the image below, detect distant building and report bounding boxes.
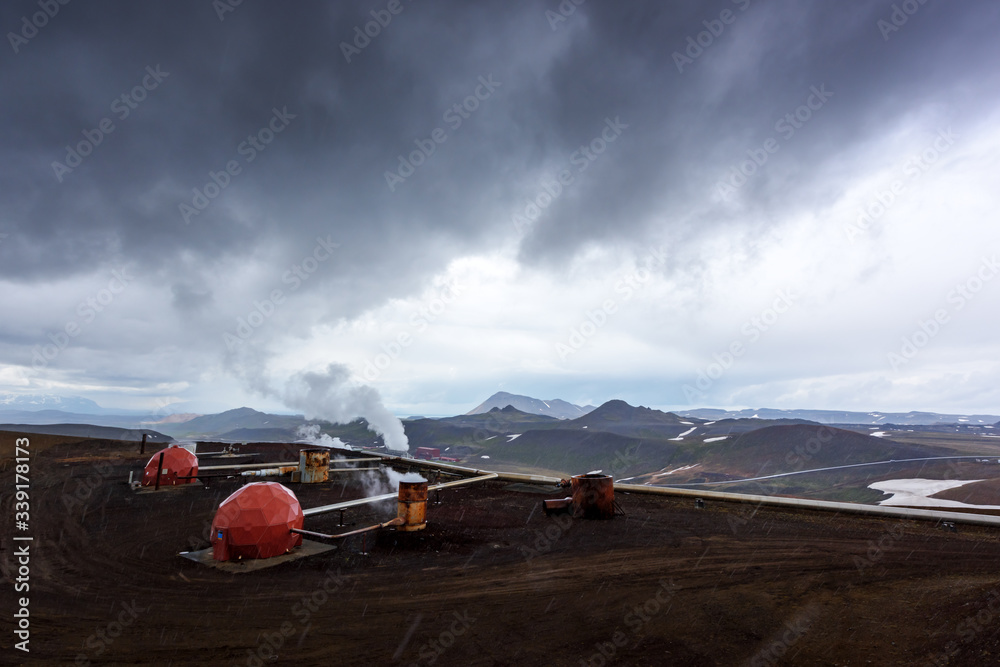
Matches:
[414,447,440,460]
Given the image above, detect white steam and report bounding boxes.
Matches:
[296,423,346,449]
[282,364,409,452]
[359,467,425,497]
[229,349,409,452]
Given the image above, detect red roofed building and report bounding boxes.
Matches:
[211,482,304,561]
[142,445,198,486]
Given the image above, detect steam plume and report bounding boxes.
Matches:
[281,363,409,452]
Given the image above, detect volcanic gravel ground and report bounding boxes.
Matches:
[4,436,1000,666]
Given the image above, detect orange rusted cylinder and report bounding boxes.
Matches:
[299,449,330,483]
[571,473,615,520]
[397,479,428,531]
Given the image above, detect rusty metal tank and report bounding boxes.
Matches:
[297,449,330,484]
[571,473,615,519]
[397,477,428,531]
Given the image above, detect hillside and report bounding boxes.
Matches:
[569,399,694,438]
[0,393,105,413]
[158,407,304,438]
[0,423,171,442]
[465,391,595,419]
[474,428,682,477]
[699,424,953,478]
[678,407,1000,426]
[0,408,157,429]
[441,405,562,429]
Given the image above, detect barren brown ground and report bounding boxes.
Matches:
[4,433,1000,666]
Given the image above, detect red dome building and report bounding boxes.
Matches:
[142,445,198,487]
[211,482,304,561]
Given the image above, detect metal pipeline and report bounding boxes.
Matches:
[302,473,499,517]
[338,448,1000,528]
[199,457,382,471]
[614,482,1000,528]
[240,466,297,477]
[154,452,164,491]
[344,450,561,485]
[291,517,405,540]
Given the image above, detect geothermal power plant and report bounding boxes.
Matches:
[14,429,1000,665]
[134,441,642,567]
[125,441,1000,570]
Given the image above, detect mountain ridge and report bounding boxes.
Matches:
[465,392,596,419]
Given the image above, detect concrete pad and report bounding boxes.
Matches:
[178,539,337,572]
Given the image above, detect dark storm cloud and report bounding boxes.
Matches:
[516,0,1000,265]
[1,0,998,404]
[3,0,997,281]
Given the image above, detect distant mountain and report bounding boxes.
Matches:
[478,428,681,477]
[157,407,386,446]
[442,405,562,429]
[217,427,302,441]
[571,400,694,438]
[0,409,158,429]
[140,413,201,425]
[0,423,171,442]
[677,407,1000,426]
[466,392,596,419]
[700,424,951,478]
[0,393,106,414]
[158,407,306,439]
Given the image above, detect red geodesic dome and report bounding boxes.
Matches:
[142,445,198,486]
[211,482,304,561]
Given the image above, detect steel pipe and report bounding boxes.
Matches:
[614,483,1000,528]
[199,457,382,471]
[291,517,404,540]
[154,452,164,491]
[344,450,561,485]
[302,473,499,517]
[240,466,297,477]
[333,447,1000,528]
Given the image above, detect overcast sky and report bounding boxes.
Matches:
[2,0,999,418]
